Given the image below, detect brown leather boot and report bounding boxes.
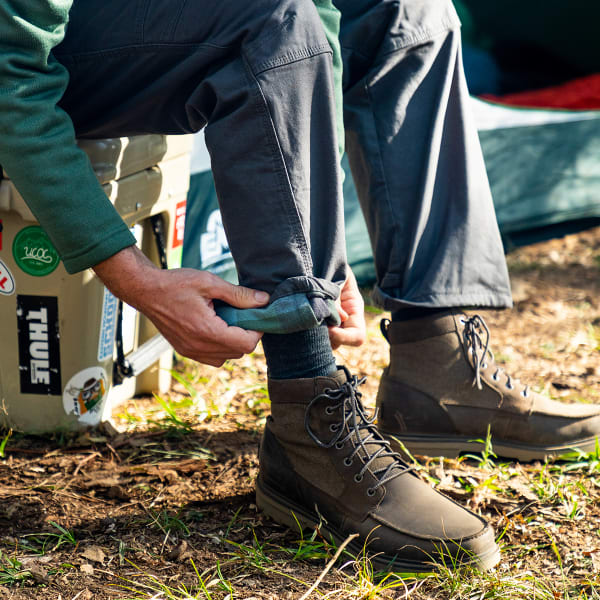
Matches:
[257,367,500,572]
[377,311,600,461]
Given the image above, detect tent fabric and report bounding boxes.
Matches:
[483,74,600,111]
[454,0,600,77]
[183,97,600,287]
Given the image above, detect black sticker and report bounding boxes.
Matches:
[17,295,62,395]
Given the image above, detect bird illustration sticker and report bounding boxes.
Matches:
[63,367,108,425]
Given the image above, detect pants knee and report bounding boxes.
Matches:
[243,0,331,75]
[338,0,460,55]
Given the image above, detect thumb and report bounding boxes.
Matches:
[211,277,270,309]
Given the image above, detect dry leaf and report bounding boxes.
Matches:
[81,546,105,564]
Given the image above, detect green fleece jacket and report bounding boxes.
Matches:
[0,1,343,274]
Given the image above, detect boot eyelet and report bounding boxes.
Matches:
[367,488,376,497]
[492,374,499,381]
[506,383,514,390]
[521,390,529,397]
[325,406,335,415]
[354,474,363,483]
[329,424,339,432]
[482,362,488,369]
[343,457,353,467]
[335,442,345,450]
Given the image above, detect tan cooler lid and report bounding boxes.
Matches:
[78,134,193,184]
[2,135,193,184]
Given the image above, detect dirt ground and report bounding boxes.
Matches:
[2,226,600,599]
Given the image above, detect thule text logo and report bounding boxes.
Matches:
[26,307,50,385]
[17,295,62,395]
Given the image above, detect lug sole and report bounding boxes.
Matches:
[256,480,501,573]
[382,431,600,462]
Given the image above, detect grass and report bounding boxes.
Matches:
[4,416,600,599]
[462,425,498,469]
[3,256,600,600]
[0,429,12,458]
[20,521,77,555]
[115,557,231,599]
[0,552,33,587]
[143,508,192,538]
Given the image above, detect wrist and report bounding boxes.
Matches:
[92,245,161,313]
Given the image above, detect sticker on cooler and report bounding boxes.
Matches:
[16,295,62,395]
[63,367,109,425]
[172,200,186,249]
[98,287,119,362]
[13,225,60,276]
[0,259,15,296]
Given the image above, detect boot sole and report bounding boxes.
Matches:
[382,431,600,462]
[256,480,501,573]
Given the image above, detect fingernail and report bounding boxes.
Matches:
[254,291,269,303]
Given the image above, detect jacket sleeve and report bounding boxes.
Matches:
[0,0,135,273]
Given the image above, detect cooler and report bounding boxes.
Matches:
[0,135,192,432]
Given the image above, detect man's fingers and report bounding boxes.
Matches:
[211,322,263,355]
[208,275,270,309]
[328,325,366,349]
[337,306,349,322]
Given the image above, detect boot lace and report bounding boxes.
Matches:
[304,367,413,495]
[461,314,529,397]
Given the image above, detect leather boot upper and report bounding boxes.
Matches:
[377,310,600,446]
[260,368,495,564]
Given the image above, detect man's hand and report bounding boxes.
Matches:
[93,246,269,367]
[328,269,366,350]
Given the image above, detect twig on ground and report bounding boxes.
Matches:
[73,452,101,477]
[298,533,359,600]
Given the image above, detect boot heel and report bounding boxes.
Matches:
[256,483,316,532]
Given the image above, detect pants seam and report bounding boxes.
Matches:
[252,43,332,74]
[379,19,460,55]
[169,0,190,41]
[363,78,401,268]
[241,53,314,277]
[139,0,150,44]
[374,287,514,308]
[54,42,231,60]
[340,19,459,62]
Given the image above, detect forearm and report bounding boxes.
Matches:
[92,246,269,366]
[0,0,135,273]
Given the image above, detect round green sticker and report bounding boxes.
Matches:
[13,226,60,276]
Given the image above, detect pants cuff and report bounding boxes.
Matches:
[372,285,514,312]
[216,293,341,333]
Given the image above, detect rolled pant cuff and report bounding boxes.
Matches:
[216,276,342,334]
[216,294,341,334]
[372,285,514,312]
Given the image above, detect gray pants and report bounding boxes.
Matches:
[56,0,512,329]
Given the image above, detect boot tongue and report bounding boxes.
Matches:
[314,368,348,395]
[268,368,347,407]
[304,369,407,481]
[332,372,403,477]
[459,314,529,394]
[345,404,399,477]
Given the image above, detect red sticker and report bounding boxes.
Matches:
[172,200,186,249]
[0,259,15,295]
